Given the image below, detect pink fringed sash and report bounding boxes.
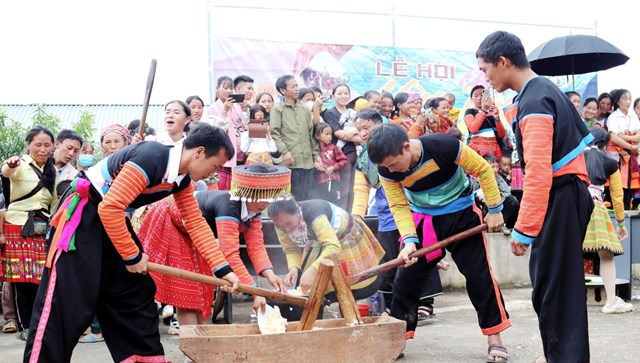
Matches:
[45,178,91,267]
[412,212,444,263]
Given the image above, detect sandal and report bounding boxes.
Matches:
[3,320,18,333]
[79,333,105,343]
[487,344,509,362]
[417,305,435,326]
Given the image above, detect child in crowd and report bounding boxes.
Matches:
[240,105,279,165]
[474,154,520,235]
[313,122,347,204]
[565,91,582,110]
[582,127,633,314]
[498,153,512,186]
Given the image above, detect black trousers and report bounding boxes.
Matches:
[14,282,39,331]
[502,196,520,229]
[290,168,316,202]
[530,175,593,362]
[390,206,510,334]
[377,229,442,311]
[24,188,163,363]
[336,152,356,213]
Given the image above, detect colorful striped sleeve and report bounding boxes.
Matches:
[276,228,303,271]
[352,170,371,217]
[609,170,625,222]
[97,162,148,264]
[512,115,554,244]
[172,183,232,277]
[244,218,274,280]
[380,177,419,245]
[215,218,254,285]
[310,215,342,270]
[456,143,503,212]
[464,111,486,134]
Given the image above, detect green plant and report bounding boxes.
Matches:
[72,111,97,143]
[31,104,61,136]
[0,109,27,163]
[73,110,104,162]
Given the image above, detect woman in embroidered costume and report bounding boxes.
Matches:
[426,97,456,134]
[464,85,507,159]
[24,124,240,363]
[583,127,634,314]
[0,126,57,341]
[139,163,290,326]
[389,92,429,138]
[605,88,640,209]
[267,196,385,303]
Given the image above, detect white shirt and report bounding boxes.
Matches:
[163,143,186,186]
[57,162,77,181]
[154,133,185,146]
[607,108,640,135]
[241,201,257,222]
[239,131,278,154]
[86,142,185,197]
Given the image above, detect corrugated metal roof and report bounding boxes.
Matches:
[0,104,166,141]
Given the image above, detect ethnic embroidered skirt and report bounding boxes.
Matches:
[245,151,273,165]
[583,200,624,256]
[1,222,47,283]
[138,199,214,319]
[468,137,503,159]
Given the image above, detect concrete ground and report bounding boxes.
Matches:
[2,285,640,362]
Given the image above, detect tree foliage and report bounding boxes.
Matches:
[0,109,27,162]
[31,104,62,136]
[0,105,100,163]
[72,111,97,143]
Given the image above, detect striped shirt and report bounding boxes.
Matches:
[196,190,273,286]
[379,134,502,245]
[508,77,592,244]
[89,141,231,275]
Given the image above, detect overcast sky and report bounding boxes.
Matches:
[0,0,638,105]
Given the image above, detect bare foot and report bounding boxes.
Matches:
[533,357,547,363]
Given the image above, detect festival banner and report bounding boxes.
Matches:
[210,37,598,110]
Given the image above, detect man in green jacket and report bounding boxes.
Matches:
[270,74,319,201]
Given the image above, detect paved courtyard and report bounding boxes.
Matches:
[2,285,640,362]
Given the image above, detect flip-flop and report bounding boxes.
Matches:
[79,333,105,343]
[2,321,18,333]
[487,344,509,362]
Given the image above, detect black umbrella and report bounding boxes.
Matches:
[527,34,629,89]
